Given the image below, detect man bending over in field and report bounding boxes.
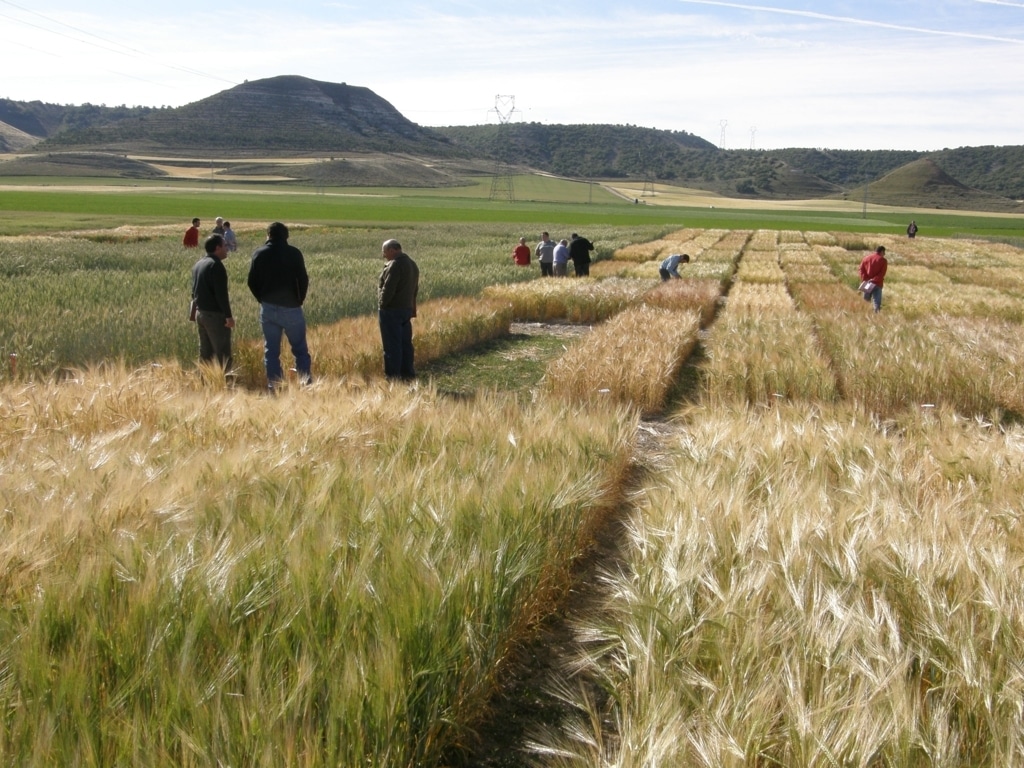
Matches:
[659,253,690,281]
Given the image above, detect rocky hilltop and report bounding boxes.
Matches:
[25,75,459,155]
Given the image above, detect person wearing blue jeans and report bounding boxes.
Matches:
[858,245,888,314]
[258,303,311,383]
[247,222,312,387]
[378,239,420,380]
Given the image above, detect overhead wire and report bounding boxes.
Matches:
[0,0,238,89]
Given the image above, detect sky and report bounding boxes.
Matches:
[1,0,1022,151]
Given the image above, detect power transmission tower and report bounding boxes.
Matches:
[749,126,757,150]
[488,95,519,202]
[719,119,728,149]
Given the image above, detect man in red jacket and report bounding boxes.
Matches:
[512,237,531,266]
[859,245,888,313]
[183,218,201,248]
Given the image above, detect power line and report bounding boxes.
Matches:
[0,0,237,89]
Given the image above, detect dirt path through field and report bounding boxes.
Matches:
[461,321,692,767]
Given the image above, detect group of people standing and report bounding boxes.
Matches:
[513,232,594,277]
[184,216,237,252]
[188,219,419,387]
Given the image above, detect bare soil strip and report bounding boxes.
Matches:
[456,322,690,767]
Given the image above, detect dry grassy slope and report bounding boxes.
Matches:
[843,158,1023,212]
[0,152,165,178]
[0,121,38,153]
[0,149,495,188]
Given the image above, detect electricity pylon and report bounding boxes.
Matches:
[488,95,519,202]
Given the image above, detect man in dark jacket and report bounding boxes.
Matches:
[378,238,420,380]
[191,234,235,372]
[247,222,312,387]
[568,232,594,277]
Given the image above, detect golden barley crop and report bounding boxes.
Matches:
[888,264,953,284]
[9,221,1024,767]
[804,231,838,246]
[814,313,1002,416]
[886,282,1024,321]
[641,278,722,326]
[481,277,652,323]
[703,283,838,405]
[542,305,702,416]
[531,404,1024,766]
[611,228,732,263]
[0,363,636,766]
[231,296,513,386]
[936,266,1024,292]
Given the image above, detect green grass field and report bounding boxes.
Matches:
[2,173,1023,238]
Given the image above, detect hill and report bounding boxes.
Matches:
[33,76,461,156]
[435,122,715,178]
[0,120,37,153]
[839,158,1023,213]
[0,98,154,149]
[2,76,1024,209]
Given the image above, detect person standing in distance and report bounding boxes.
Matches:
[859,245,888,313]
[183,217,201,248]
[222,221,238,253]
[659,253,690,281]
[378,239,420,381]
[191,234,235,372]
[568,232,594,277]
[247,222,312,388]
[536,232,555,277]
[512,236,531,266]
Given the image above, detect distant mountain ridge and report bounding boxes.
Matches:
[2,75,1023,208]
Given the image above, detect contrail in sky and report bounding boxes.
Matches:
[676,0,1024,44]
[974,0,1024,7]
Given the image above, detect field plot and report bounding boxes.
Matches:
[4,223,1024,765]
[525,229,1024,767]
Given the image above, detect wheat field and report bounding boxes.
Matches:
[3,224,1024,765]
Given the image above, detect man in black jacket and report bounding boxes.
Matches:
[191,234,235,373]
[568,232,594,277]
[247,222,312,387]
[378,238,420,380]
